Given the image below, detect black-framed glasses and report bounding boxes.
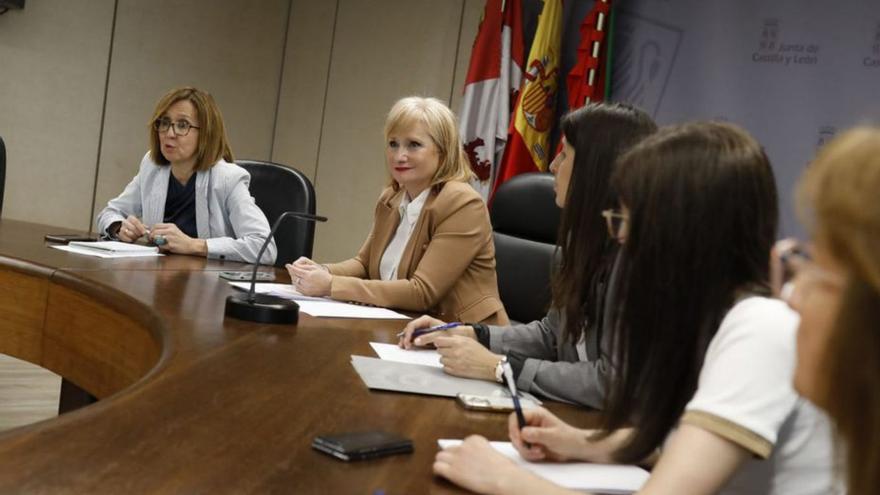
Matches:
[153,118,200,137]
[601,209,628,241]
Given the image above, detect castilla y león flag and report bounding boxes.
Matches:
[493,0,563,196]
[459,0,525,200]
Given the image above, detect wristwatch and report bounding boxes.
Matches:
[494,355,508,383]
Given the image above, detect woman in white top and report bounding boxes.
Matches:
[433,122,836,494]
[287,97,508,324]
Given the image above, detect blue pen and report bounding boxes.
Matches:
[396,321,462,339]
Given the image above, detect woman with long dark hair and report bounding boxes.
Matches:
[399,102,656,408]
[433,122,836,495]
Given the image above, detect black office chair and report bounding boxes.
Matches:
[490,172,561,323]
[0,135,5,217]
[237,160,317,267]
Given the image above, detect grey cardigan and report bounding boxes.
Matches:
[95,153,276,264]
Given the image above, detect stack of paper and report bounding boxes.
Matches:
[437,440,649,494]
[52,241,163,258]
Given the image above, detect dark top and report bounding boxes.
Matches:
[164,174,197,238]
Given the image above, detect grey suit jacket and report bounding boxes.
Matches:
[96,153,276,264]
[487,308,610,408]
[486,250,621,409]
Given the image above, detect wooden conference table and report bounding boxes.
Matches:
[0,219,595,494]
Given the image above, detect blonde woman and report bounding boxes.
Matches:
[96,86,275,264]
[288,97,508,324]
[786,127,880,494]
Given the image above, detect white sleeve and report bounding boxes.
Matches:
[95,153,149,236]
[204,169,276,265]
[681,297,799,458]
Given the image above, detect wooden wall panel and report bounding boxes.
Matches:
[91,0,290,226]
[0,0,115,229]
[311,0,466,262]
[270,0,338,180]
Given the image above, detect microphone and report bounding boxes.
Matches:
[225,211,328,324]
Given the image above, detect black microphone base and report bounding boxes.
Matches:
[225,293,300,324]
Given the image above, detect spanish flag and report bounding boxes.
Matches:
[492,0,562,196]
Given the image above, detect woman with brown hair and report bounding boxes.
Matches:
[433,122,835,495]
[398,102,657,407]
[96,86,274,264]
[785,127,880,494]
[288,96,508,324]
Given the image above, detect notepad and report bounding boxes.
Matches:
[52,241,163,258]
[437,440,649,494]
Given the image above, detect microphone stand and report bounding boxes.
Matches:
[225,211,328,324]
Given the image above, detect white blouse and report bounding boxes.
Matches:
[379,189,430,281]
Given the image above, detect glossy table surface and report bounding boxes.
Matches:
[0,219,595,494]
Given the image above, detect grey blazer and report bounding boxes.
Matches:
[96,153,276,264]
[487,308,610,408]
[486,251,621,409]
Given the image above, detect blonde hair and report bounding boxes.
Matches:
[383,96,475,190]
[148,87,234,171]
[797,126,880,494]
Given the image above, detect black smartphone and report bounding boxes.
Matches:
[312,431,413,461]
[44,234,98,244]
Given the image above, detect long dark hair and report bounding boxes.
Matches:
[602,122,779,463]
[551,102,657,344]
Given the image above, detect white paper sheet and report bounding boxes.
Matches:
[437,440,649,494]
[295,300,409,319]
[51,244,164,258]
[369,342,442,368]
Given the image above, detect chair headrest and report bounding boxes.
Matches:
[490,173,560,244]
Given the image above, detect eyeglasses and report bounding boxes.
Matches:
[153,118,200,137]
[601,209,629,241]
[774,241,844,303]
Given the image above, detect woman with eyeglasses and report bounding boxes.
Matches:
[96,86,274,264]
[398,102,657,408]
[433,122,836,495]
[782,127,880,494]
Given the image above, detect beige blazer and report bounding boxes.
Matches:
[327,181,509,325]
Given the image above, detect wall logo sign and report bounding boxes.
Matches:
[611,10,682,116]
[863,21,880,67]
[817,126,837,150]
[752,18,820,66]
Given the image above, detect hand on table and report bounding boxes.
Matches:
[397,315,476,349]
[149,223,207,256]
[509,406,598,463]
[286,256,331,296]
[433,435,525,494]
[116,215,148,243]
